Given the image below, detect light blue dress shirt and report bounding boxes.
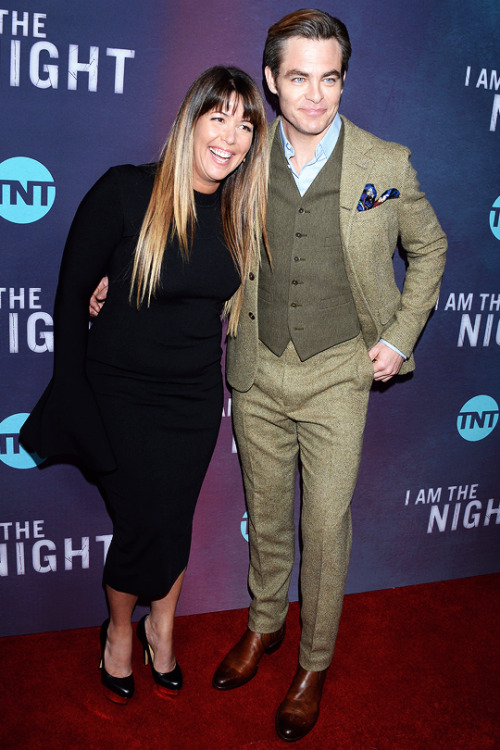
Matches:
[278,115,406,361]
[279,113,341,197]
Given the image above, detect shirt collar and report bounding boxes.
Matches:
[278,112,342,165]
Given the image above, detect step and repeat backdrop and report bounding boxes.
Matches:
[1,0,499,636]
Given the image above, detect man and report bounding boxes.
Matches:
[211,9,446,742]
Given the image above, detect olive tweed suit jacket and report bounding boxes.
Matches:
[226,115,447,393]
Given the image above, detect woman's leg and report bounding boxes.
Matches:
[144,568,186,672]
[104,585,138,677]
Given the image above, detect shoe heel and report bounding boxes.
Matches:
[265,632,285,655]
[155,684,180,699]
[264,623,286,654]
[103,685,129,705]
[137,615,151,666]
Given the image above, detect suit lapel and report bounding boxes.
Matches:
[339,116,374,252]
[337,116,379,344]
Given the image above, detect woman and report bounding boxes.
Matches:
[21,66,268,704]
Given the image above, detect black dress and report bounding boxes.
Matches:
[21,164,240,599]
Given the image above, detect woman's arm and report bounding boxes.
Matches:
[52,168,124,378]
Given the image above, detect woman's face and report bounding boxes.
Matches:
[192,96,254,193]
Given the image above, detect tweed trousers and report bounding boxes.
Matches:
[232,333,373,671]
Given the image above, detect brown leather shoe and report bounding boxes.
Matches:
[275,666,327,742]
[212,624,286,690]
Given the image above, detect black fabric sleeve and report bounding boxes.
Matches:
[52,167,125,375]
[21,167,130,473]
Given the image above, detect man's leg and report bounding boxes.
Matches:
[276,334,373,740]
[213,342,299,689]
[236,401,297,631]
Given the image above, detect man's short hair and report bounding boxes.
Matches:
[264,9,352,81]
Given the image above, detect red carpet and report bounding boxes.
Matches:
[1,574,499,749]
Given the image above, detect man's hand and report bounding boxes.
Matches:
[368,341,404,382]
[89,276,109,318]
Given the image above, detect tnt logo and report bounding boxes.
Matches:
[0,413,45,469]
[490,196,500,241]
[457,395,499,442]
[0,157,56,224]
[240,511,249,542]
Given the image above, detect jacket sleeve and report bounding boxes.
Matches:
[380,153,447,359]
[20,167,128,473]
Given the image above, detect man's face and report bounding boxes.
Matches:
[265,36,345,145]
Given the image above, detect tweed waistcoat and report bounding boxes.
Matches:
[258,127,360,361]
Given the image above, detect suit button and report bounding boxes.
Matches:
[298,208,304,214]
[295,232,302,238]
[248,312,255,320]
[291,302,297,308]
[291,280,298,286]
[248,272,255,280]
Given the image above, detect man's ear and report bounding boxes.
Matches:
[264,66,278,95]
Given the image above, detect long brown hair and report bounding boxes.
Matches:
[130,66,269,336]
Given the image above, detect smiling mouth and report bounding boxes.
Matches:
[209,147,232,162]
[302,109,326,116]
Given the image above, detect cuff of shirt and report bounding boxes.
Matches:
[380,339,407,360]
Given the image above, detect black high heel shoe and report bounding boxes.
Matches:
[136,615,183,695]
[99,619,135,704]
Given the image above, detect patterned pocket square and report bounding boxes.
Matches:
[357,183,400,211]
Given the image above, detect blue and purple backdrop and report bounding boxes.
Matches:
[1,0,499,636]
